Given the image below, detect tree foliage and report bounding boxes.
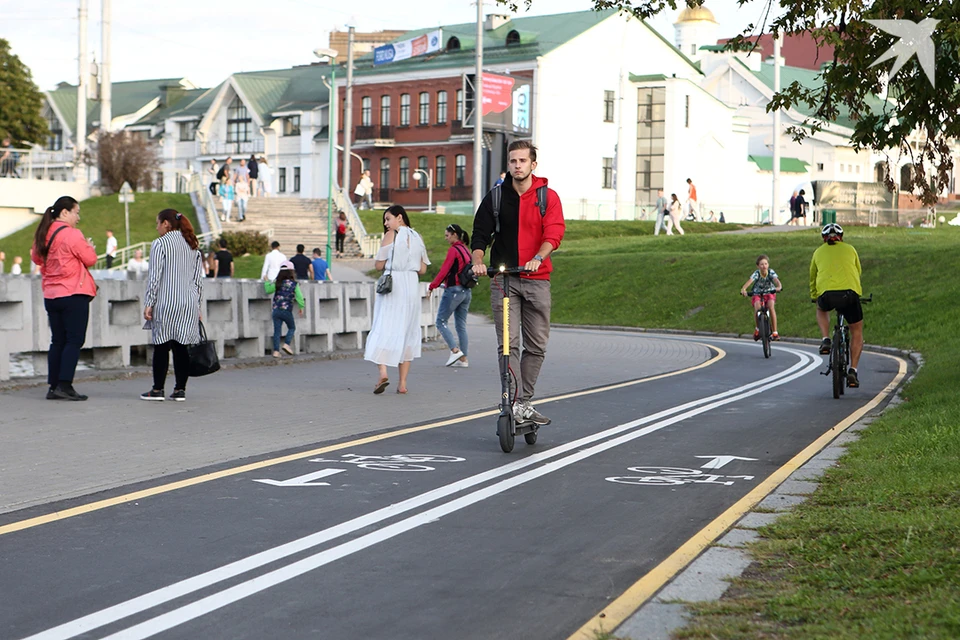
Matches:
[0,38,49,146]
[499,0,960,204]
[95,131,161,193]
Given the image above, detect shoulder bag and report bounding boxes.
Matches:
[187,321,221,377]
[376,233,397,294]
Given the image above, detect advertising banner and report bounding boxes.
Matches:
[374,30,442,66]
[812,180,897,225]
[463,72,532,134]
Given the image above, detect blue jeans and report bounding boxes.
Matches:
[272,308,295,352]
[436,285,471,355]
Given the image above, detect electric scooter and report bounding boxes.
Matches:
[487,265,539,453]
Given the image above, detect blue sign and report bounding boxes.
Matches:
[374,45,396,66]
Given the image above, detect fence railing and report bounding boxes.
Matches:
[334,187,382,258]
[196,139,265,157]
[0,147,74,180]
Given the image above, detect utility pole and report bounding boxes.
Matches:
[76,0,88,182]
[473,0,484,213]
[342,25,355,196]
[100,0,111,132]
[771,34,782,225]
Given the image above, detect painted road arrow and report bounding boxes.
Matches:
[252,468,345,487]
[695,455,758,470]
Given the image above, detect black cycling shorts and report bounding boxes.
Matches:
[817,290,863,324]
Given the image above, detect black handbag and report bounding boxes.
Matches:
[455,245,478,289]
[187,321,221,377]
[376,235,397,294]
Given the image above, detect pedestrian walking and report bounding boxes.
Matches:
[311,247,332,281]
[653,188,668,236]
[355,170,374,210]
[10,255,23,274]
[105,229,118,268]
[264,260,305,358]
[31,196,97,400]
[141,209,204,402]
[290,244,313,280]
[364,206,430,394]
[685,177,699,221]
[214,238,234,278]
[335,212,347,257]
[126,249,149,277]
[470,140,565,425]
[220,178,235,222]
[208,160,219,195]
[248,155,259,197]
[666,193,685,235]
[217,157,232,185]
[235,176,250,221]
[428,223,472,368]
[260,241,287,281]
[258,157,273,197]
[0,136,19,178]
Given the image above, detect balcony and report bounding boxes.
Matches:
[198,138,265,157]
[355,125,395,148]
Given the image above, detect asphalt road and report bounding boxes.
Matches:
[0,331,905,640]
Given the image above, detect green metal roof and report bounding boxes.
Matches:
[135,87,216,126]
[229,65,331,123]
[629,73,668,83]
[748,61,891,131]
[47,78,189,136]
[748,155,809,173]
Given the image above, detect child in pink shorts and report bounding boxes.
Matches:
[740,254,783,340]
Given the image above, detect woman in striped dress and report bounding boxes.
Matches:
[141,209,204,402]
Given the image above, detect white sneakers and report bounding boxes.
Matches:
[513,400,550,425]
[451,360,469,368]
[445,350,465,366]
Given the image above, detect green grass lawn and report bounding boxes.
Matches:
[0,193,200,267]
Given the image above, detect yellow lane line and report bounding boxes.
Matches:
[568,352,909,640]
[0,345,724,537]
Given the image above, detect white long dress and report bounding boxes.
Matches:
[364,227,430,366]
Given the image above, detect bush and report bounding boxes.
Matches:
[217,230,270,256]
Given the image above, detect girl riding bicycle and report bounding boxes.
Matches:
[740,254,783,340]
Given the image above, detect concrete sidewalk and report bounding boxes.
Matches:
[0,317,712,515]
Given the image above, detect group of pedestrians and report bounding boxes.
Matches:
[209,155,275,223]
[652,178,702,236]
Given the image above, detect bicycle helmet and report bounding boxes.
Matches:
[821,223,843,237]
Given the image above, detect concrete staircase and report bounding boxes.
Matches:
[219,197,363,257]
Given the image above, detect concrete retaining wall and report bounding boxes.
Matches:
[0,275,439,380]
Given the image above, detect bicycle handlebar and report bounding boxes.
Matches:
[486,266,530,277]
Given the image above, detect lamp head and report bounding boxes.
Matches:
[313,47,338,61]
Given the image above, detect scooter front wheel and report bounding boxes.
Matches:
[498,414,515,453]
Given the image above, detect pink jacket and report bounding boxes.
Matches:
[30,221,98,299]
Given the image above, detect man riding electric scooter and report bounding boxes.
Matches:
[471,140,566,427]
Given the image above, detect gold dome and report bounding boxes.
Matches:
[675,5,718,24]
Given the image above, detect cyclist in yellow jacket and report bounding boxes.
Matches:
[810,223,863,387]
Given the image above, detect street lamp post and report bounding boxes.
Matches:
[118,181,134,247]
[314,47,338,265]
[412,169,433,212]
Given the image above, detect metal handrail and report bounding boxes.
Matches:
[334,186,382,258]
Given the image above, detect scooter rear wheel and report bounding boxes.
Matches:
[524,430,538,445]
[498,414,515,453]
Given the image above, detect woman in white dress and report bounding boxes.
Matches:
[364,206,430,394]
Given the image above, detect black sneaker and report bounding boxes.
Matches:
[141,388,165,401]
[169,389,186,402]
[53,384,88,401]
[819,338,832,355]
[46,387,61,400]
[847,368,860,388]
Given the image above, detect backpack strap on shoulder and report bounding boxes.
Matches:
[491,184,502,235]
[536,185,548,216]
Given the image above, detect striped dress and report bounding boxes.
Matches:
[144,230,204,345]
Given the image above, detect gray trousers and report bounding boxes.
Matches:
[490,277,551,401]
[654,210,666,235]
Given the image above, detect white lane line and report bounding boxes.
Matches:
[24,348,814,640]
[101,349,821,640]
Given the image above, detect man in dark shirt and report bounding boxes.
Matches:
[290,244,313,280]
[214,239,233,278]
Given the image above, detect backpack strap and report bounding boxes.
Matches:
[44,225,69,259]
[536,185,549,216]
[491,184,502,235]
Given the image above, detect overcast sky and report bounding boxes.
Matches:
[2,0,775,91]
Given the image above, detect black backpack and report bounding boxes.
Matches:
[490,183,549,234]
[454,243,478,289]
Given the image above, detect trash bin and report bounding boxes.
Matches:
[821,209,837,225]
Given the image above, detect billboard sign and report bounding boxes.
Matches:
[463,72,532,134]
[812,180,897,225]
[374,30,442,66]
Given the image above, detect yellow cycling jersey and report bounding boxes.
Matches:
[810,241,862,298]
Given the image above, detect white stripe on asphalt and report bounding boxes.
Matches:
[26,348,817,640]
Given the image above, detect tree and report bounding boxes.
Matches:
[0,38,50,146]
[95,131,161,193]
[500,0,960,204]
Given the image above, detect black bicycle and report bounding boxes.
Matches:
[743,290,779,358]
[816,294,871,399]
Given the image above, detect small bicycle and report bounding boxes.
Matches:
[815,294,871,399]
[743,289,778,359]
[487,265,539,453]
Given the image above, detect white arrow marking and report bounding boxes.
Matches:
[253,468,345,487]
[695,455,758,470]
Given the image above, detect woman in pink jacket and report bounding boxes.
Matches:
[30,196,98,401]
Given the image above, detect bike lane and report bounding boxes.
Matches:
[0,338,906,640]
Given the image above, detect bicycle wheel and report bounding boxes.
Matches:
[760,312,771,358]
[831,330,844,399]
[498,414,515,453]
[840,329,850,395]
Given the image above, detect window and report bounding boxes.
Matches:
[447,36,461,51]
[45,110,63,150]
[436,91,448,124]
[380,95,391,126]
[435,156,447,188]
[690,44,696,55]
[840,164,844,173]
[361,96,372,127]
[684,95,690,128]
[179,120,197,141]
[362,157,370,172]
[400,93,411,126]
[278,167,287,193]
[506,30,521,46]
[456,89,464,122]
[227,95,251,143]
[399,156,409,189]
[856,165,860,174]
[603,91,615,123]
[635,87,666,206]
[380,157,390,193]
[817,162,824,171]
[417,156,428,188]
[455,154,466,187]
[602,157,614,189]
[282,115,301,136]
[293,166,301,192]
[419,92,430,125]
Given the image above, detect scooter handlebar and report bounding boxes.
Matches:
[486,266,530,277]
